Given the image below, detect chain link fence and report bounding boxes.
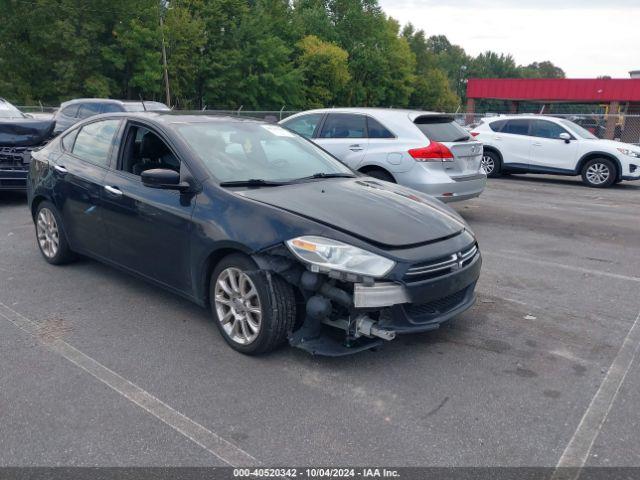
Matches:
[15,105,640,145]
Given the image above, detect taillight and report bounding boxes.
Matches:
[408,141,454,162]
[470,132,480,137]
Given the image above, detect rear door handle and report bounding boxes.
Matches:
[54,165,68,173]
[349,144,364,151]
[532,142,542,147]
[493,136,502,140]
[104,185,123,196]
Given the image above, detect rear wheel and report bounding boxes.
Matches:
[581,158,616,188]
[481,150,502,177]
[209,253,296,355]
[363,169,395,183]
[35,201,75,265]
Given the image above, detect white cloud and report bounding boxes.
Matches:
[379,1,640,78]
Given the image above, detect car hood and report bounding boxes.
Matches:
[581,139,640,152]
[236,178,467,248]
[0,117,56,147]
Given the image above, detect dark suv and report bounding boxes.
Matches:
[53,98,169,135]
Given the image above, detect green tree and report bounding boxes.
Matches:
[297,35,350,107]
[519,61,565,79]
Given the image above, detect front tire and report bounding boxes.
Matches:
[482,150,502,178]
[35,201,75,265]
[209,253,296,355]
[581,158,616,188]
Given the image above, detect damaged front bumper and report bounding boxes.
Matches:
[286,248,482,356]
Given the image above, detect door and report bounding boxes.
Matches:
[529,119,578,171]
[53,119,122,258]
[315,113,369,168]
[494,119,533,168]
[101,123,196,293]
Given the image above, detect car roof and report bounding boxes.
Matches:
[481,114,564,122]
[287,107,447,120]
[59,98,163,107]
[83,111,268,126]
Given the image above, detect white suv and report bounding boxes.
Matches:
[280,108,486,202]
[472,115,640,188]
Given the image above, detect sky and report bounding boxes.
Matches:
[378,0,640,78]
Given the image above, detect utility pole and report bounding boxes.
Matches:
[159,7,171,107]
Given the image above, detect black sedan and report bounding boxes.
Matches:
[27,112,481,356]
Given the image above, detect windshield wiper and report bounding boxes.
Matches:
[295,172,356,181]
[219,179,289,187]
[451,136,471,142]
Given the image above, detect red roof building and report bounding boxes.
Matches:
[465,78,640,140]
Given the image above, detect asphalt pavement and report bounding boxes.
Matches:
[0,174,639,467]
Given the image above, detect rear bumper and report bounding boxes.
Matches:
[395,164,487,203]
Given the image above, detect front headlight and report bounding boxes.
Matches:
[617,147,640,158]
[286,236,395,278]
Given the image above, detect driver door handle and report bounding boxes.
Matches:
[532,142,542,147]
[349,144,364,152]
[104,185,123,196]
[54,165,68,174]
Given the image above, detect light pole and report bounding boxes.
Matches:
[159,1,171,107]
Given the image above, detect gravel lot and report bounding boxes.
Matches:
[1,175,639,467]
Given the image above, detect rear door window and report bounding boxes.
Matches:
[367,117,394,138]
[502,119,532,136]
[319,114,367,139]
[71,119,122,167]
[61,104,79,118]
[489,120,507,132]
[101,103,123,113]
[414,116,470,142]
[282,113,323,138]
[77,103,102,119]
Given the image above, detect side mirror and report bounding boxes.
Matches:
[559,133,572,143]
[141,168,189,191]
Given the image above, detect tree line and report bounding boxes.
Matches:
[0,0,565,110]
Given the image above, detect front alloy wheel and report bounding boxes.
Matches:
[214,267,262,345]
[581,158,616,188]
[209,253,296,354]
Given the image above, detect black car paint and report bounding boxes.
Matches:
[28,112,480,353]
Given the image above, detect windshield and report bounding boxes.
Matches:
[414,116,471,142]
[176,121,353,183]
[123,102,170,112]
[0,101,26,118]
[559,119,598,139]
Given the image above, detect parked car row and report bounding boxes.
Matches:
[0,97,169,191]
[8,104,640,357]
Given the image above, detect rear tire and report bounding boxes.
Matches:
[364,169,395,183]
[35,201,75,265]
[581,158,616,188]
[481,150,502,178]
[209,253,296,355]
